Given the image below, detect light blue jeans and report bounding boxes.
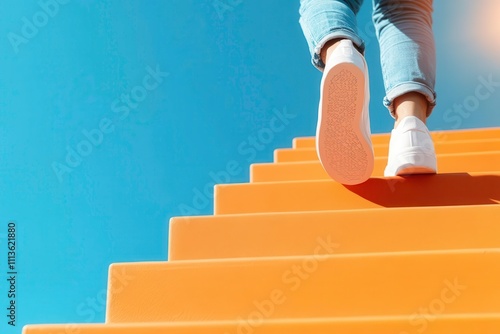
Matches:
[299,0,437,116]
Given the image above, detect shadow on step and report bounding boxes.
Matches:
[345,173,500,207]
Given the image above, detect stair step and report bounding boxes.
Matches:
[276,139,500,163]
[107,250,500,323]
[292,127,500,148]
[24,128,500,331]
[22,315,500,334]
[215,172,500,215]
[254,151,500,182]
[168,205,500,260]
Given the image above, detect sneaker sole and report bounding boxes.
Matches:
[397,166,437,176]
[316,63,374,185]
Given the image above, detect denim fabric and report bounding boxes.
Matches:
[299,0,437,116]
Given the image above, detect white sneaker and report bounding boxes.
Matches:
[316,39,374,185]
[384,116,437,176]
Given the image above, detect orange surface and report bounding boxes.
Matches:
[215,172,500,215]
[24,127,500,333]
[292,127,500,148]
[106,250,500,323]
[276,139,500,163]
[169,205,500,260]
[255,151,500,182]
[22,316,500,334]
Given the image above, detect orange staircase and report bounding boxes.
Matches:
[24,127,500,334]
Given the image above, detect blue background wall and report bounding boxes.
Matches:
[0,0,499,332]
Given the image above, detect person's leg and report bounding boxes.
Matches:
[299,0,365,71]
[372,0,438,176]
[299,0,374,185]
[372,0,436,126]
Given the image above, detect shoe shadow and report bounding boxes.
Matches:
[344,173,500,207]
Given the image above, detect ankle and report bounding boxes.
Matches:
[394,92,429,128]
